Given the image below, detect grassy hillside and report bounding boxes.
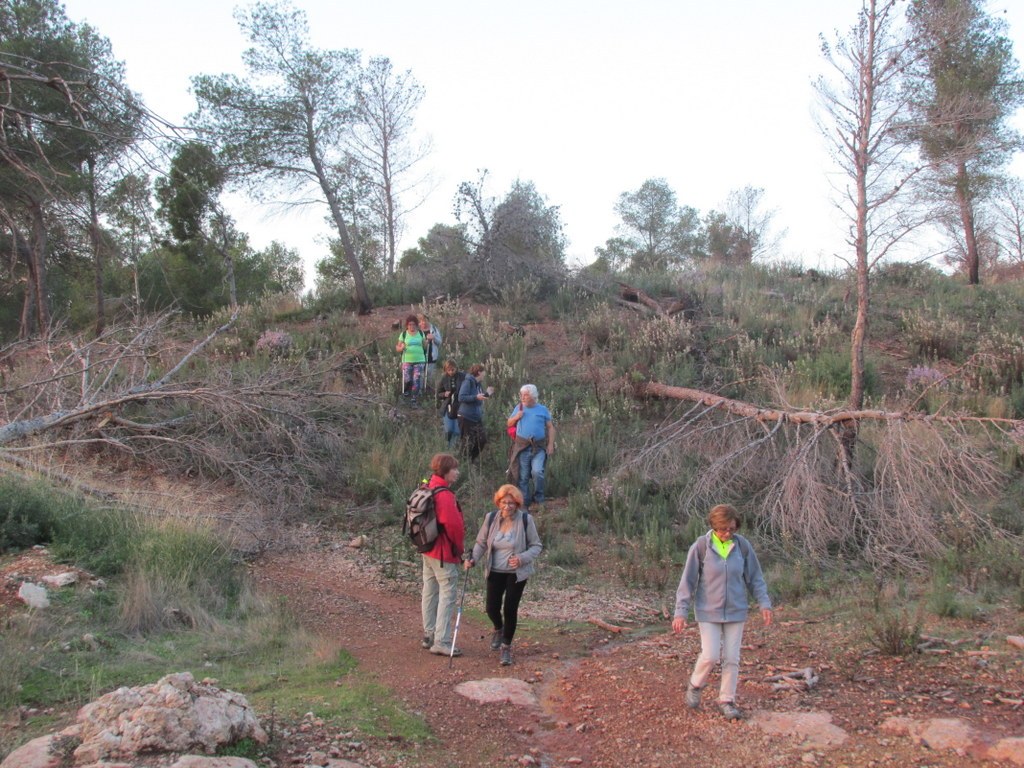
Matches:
[2,260,1023,759]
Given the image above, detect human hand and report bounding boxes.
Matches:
[672,617,686,634]
[463,559,474,570]
[762,608,773,627]
[509,555,520,568]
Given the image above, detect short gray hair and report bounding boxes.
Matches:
[520,384,538,400]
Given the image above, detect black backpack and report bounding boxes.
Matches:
[444,370,467,418]
[403,483,451,553]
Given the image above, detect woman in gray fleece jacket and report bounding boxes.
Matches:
[672,504,772,720]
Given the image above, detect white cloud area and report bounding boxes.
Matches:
[62,0,1024,287]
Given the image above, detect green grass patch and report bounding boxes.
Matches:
[238,648,430,741]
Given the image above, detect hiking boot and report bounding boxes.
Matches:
[719,702,743,721]
[500,644,513,666]
[685,684,701,709]
[429,645,462,657]
[490,629,504,651]
[421,634,432,650]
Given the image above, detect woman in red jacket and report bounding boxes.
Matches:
[421,453,466,656]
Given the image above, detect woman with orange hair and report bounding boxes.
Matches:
[465,484,542,666]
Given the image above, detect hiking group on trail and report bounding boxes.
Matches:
[403,317,772,719]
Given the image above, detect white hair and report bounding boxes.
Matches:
[520,384,538,399]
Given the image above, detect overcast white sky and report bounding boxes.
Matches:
[62,0,1024,285]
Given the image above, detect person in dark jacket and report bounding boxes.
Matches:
[457,364,492,461]
[420,453,466,656]
[672,503,772,720]
[465,484,542,666]
[436,359,466,449]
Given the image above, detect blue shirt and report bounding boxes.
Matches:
[511,403,552,441]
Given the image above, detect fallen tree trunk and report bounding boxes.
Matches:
[636,380,1024,430]
[618,282,669,317]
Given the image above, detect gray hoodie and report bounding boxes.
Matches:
[471,509,542,582]
[674,531,771,623]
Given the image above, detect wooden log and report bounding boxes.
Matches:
[588,617,627,634]
[617,282,669,317]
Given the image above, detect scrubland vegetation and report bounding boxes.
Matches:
[2,261,1024,759]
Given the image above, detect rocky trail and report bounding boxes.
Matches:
[251,532,1024,768]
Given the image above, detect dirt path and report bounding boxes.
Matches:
[252,537,1024,768]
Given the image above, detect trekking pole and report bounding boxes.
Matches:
[449,566,470,668]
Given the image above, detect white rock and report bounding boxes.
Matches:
[171,757,261,768]
[454,678,538,707]
[42,572,78,588]
[17,582,49,609]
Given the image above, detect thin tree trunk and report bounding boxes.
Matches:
[303,101,372,314]
[88,159,106,336]
[20,283,35,340]
[956,161,980,285]
[28,199,50,334]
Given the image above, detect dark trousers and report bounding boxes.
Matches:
[486,571,528,645]
[459,417,487,460]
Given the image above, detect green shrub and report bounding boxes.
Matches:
[0,478,62,553]
[791,349,879,401]
[865,606,922,656]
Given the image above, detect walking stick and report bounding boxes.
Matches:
[449,567,470,668]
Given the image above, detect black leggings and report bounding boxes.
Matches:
[486,571,528,645]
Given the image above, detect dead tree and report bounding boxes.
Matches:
[628,379,1023,570]
[0,311,370,530]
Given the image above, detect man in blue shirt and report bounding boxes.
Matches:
[506,384,556,511]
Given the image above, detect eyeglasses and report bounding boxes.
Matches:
[714,527,737,536]
[499,498,518,507]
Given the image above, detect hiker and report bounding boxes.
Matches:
[506,384,555,512]
[420,453,466,657]
[436,359,466,449]
[464,484,542,666]
[457,364,492,461]
[672,503,772,720]
[418,313,442,385]
[396,315,427,404]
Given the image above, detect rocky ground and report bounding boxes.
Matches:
[4,501,1024,768]
[249,528,1024,768]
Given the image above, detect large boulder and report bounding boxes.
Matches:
[0,673,268,768]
